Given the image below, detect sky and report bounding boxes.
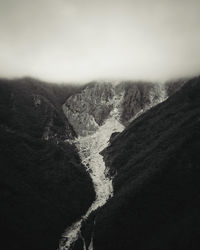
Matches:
[0,0,200,83]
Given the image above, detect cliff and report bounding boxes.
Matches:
[63,81,168,136]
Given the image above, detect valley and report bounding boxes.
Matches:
[0,77,199,250]
[60,81,170,249]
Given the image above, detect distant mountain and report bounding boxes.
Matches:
[0,78,95,250]
[63,80,170,136]
[92,76,200,250]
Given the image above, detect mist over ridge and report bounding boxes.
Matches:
[0,0,200,82]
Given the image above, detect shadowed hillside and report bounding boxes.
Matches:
[0,78,95,250]
[93,77,200,250]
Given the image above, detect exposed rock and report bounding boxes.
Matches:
[33,94,42,107]
[63,82,115,136]
[120,82,167,125]
[63,81,168,135]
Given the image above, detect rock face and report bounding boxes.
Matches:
[0,78,95,250]
[93,77,200,250]
[60,83,125,250]
[119,81,167,125]
[63,82,115,136]
[63,81,167,136]
[61,79,178,250]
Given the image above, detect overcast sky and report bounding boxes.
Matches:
[0,0,200,83]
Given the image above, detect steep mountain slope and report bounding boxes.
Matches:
[61,80,175,249]
[63,81,167,137]
[60,88,125,250]
[0,77,190,250]
[63,82,114,136]
[0,78,95,250]
[165,78,188,97]
[92,77,200,250]
[118,81,167,125]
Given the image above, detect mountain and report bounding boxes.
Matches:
[165,78,188,96]
[62,81,168,136]
[61,79,187,249]
[0,76,193,250]
[0,78,95,250]
[63,82,115,136]
[91,77,200,250]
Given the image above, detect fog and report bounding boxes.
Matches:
[0,0,200,83]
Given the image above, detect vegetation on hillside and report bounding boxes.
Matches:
[94,77,200,250]
[0,78,95,250]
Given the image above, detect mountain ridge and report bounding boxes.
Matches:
[0,77,95,250]
[62,80,182,137]
[0,75,195,250]
[60,77,190,250]
[92,76,200,250]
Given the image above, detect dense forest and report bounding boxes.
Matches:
[0,78,95,250]
[92,77,200,250]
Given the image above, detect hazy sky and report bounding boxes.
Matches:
[0,0,200,83]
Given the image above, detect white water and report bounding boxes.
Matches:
[59,94,124,250]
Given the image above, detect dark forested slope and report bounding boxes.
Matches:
[94,77,200,250]
[0,78,95,250]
